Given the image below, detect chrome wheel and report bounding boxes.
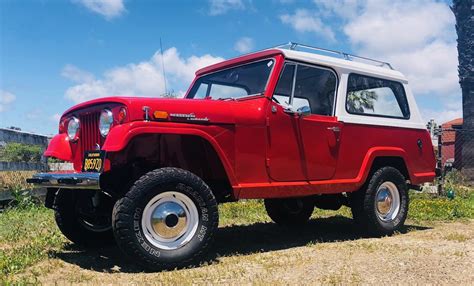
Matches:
[375,182,400,222]
[141,191,199,250]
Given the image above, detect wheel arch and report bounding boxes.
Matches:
[102,131,236,203]
[359,147,413,185]
[369,156,410,181]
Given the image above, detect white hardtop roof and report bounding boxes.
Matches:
[275,46,407,83]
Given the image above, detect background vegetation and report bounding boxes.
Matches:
[0,143,44,163]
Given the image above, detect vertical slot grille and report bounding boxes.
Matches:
[80,112,101,152]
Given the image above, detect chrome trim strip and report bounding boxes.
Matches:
[27,172,101,190]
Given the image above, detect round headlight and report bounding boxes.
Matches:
[67,117,80,141]
[99,109,113,137]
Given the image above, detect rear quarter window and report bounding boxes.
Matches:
[346,73,410,119]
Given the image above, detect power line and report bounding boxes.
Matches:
[160,38,168,95]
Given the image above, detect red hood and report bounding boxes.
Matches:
[62,96,267,125]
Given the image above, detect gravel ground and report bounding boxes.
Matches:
[15,218,474,285]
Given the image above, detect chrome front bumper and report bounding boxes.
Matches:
[27,172,101,190]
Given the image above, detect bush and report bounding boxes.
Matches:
[0,143,44,163]
[444,170,474,198]
[0,171,35,192]
[409,191,474,221]
[0,171,38,209]
[47,157,64,163]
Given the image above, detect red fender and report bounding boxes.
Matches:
[44,133,73,161]
[102,121,238,186]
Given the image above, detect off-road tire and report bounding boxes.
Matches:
[54,190,114,247]
[112,167,218,271]
[264,197,314,226]
[350,166,409,236]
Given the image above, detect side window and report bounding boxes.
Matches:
[293,65,336,116]
[346,74,410,119]
[194,83,209,99]
[273,64,296,109]
[273,63,337,115]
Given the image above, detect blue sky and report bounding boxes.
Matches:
[0,0,460,135]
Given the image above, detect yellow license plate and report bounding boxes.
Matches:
[82,151,106,172]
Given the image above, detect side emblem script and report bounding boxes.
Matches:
[169,113,209,122]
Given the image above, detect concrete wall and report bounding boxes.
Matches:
[0,128,50,147]
[0,128,52,171]
[0,162,48,171]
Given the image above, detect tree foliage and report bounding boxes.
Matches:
[0,143,43,163]
[346,90,378,113]
[160,90,179,98]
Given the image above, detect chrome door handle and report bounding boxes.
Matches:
[327,126,340,132]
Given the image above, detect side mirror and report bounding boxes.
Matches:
[283,107,298,116]
[297,106,311,117]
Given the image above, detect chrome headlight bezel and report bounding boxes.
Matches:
[67,117,80,142]
[99,109,113,137]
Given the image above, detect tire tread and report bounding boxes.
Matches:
[112,167,218,270]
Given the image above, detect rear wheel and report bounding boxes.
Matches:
[112,168,218,270]
[350,167,409,236]
[54,190,114,247]
[264,197,314,226]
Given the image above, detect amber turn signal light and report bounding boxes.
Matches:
[153,111,169,120]
[118,107,127,124]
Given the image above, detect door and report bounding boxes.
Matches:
[267,62,341,181]
[266,64,306,181]
[294,64,341,180]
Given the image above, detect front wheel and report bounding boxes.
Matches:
[112,168,218,270]
[350,166,409,236]
[54,190,114,247]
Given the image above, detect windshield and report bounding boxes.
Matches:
[187,59,274,100]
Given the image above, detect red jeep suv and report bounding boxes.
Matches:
[28,43,436,270]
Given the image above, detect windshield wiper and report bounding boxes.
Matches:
[217,92,264,101]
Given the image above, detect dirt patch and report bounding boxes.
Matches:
[13,218,474,285]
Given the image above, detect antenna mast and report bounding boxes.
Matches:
[160,38,168,95]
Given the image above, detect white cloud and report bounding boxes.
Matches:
[341,0,460,124]
[309,0,459,97]
[385,42,459,96]
[280,9,336,41]
[63,47,224,103]
[208,0,245,15]
[421,107,462,124]
[73,0,125,20]
[0,90,16,112]
[307,0,461,124]
[343,0,455,54]
[234,37,254,53]
[61,64,95,83]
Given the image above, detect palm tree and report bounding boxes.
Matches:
[452,0,474,179]
[346,90,378,113]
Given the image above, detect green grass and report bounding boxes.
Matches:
[219,200,269,226]
[409,191,474,221]
[0,206,66,282]
[0,191,473,282]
